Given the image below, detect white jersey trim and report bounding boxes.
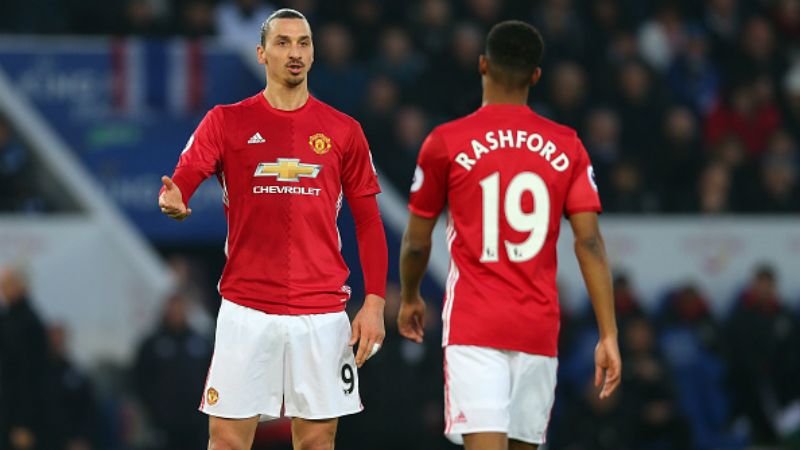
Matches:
[442,214,459,346]
[335,188,343,251]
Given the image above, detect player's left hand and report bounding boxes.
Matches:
[594,335,622,399]
[350,294,385,368]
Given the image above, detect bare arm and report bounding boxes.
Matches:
[569,211,621,398]
[397,213,438,342]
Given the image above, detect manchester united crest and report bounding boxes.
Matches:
[309,133,332,155]
[207,387,219,406]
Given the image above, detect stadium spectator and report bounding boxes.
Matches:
[345,0,386,61]
[372,26,426,89]
[175,0,215,37]
[44,324,97,450]
[612,274,646,327]
[465,0,505,33]
[637,2,685,72]
[704,0,740,69]
[411,0,453,58]
[382,106,430,193]
[657,285,747,449]
[771,0,800,40]
[417,22,483,119]
[132,293,211,450]
[359,76,399,146]
[215,0,275,50]
[583,107,622,194]
[622,317,693,449]
[737,128,800,212]
[340,284,445,450]
[783,63,800,143]
[166,254,214,333]
[652,106,705,212]
[309,23,367,115]
[551,378,630,450]
[696,162,733,213]
[756,152,800,213]
[666,25,720,115]
[725,265,800,445]
[712,134,760,213]
[736,16,786,83]
[583,0,626,74]
[0,265,48,450]
[532,0,584,64]
[614,59,664,157]
[705,76,782,157]
[542,60,588,132]
[604,160,655,212]
[121,0,168,36]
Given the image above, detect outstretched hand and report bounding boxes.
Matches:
[158,175,192,221]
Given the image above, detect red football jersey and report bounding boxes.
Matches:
[409,104,601,356]
[172,93,380,315]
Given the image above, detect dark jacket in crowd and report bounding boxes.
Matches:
[133,323,212,450]
[0,297,48,449]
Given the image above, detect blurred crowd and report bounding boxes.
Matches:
[552,266,800,449]
[1,259,799,449]
[6,0,800,213]
[2,0,800,213]
[2,0,800,449]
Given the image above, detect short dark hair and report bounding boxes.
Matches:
[260,8,308,46]
[485,20,544,88]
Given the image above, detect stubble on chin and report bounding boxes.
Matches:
[285,76,305,87]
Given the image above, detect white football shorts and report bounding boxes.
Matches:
[444,345,558,445]
[199,299,362,420]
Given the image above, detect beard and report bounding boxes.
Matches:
[284,74,306,87]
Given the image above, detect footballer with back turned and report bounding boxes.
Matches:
[398,20,622,450]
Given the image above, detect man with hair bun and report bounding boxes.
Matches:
[159,8,388,450]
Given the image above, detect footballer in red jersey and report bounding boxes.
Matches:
[399,21,622,450]
[158,9,387,449]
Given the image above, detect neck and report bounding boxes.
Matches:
[482,79,530,106]
[263,81,309,111]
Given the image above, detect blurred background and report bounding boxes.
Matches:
[0,0,799,449]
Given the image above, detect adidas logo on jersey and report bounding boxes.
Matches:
[248,132,266,144]
[454,412,467,424]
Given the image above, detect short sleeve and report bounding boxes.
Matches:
[408,129,449,219]
[564,138,602,216]
[342,121,381,199]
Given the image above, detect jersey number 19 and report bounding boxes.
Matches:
[479,171,550,263]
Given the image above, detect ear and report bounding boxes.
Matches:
[257,45,267,65]
[479,55,488,76]
[530,67,542,87]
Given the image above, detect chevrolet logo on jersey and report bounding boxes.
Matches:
[254,158,322,182]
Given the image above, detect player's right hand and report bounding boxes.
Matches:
[397,296,426,343]
[594,335,622,399]
[158,175,192,221]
